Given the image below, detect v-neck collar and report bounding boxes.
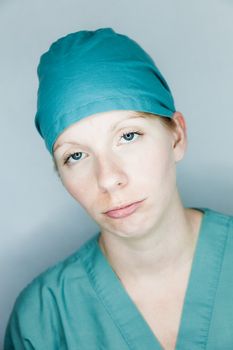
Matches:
[80,208,229,350]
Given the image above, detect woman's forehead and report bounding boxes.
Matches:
[75,110,138,127]
[53,111,151,152]
[59,110,137,135]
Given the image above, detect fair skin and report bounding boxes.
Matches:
[53,110,203,349]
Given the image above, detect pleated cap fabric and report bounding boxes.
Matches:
[34,27,176,154]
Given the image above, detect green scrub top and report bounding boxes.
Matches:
[4,208,233,349]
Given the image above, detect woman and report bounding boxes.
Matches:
[4,28,233,350]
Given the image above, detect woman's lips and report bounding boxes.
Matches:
[104,200,145,219]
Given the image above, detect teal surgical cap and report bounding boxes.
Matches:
[34,27,176,154]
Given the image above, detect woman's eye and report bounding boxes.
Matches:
[120,131,142,143]
[64,152,85,165]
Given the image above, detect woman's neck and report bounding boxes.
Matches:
[98,197,203,286]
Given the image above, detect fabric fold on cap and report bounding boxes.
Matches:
[34,27,176,154]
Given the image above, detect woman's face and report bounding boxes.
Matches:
[53,110,186,239]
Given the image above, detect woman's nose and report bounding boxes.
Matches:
[95,155,128,193]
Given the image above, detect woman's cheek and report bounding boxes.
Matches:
[61,173,86,200]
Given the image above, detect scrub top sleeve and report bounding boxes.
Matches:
[4,282,40,350]
[4,311,34,350]
[3,275,55,350]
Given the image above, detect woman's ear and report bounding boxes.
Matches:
[171,111,187,162]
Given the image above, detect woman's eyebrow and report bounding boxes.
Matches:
[110,114,144,132]
[54,141,82,153]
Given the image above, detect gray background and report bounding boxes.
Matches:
[0,0,233,346]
